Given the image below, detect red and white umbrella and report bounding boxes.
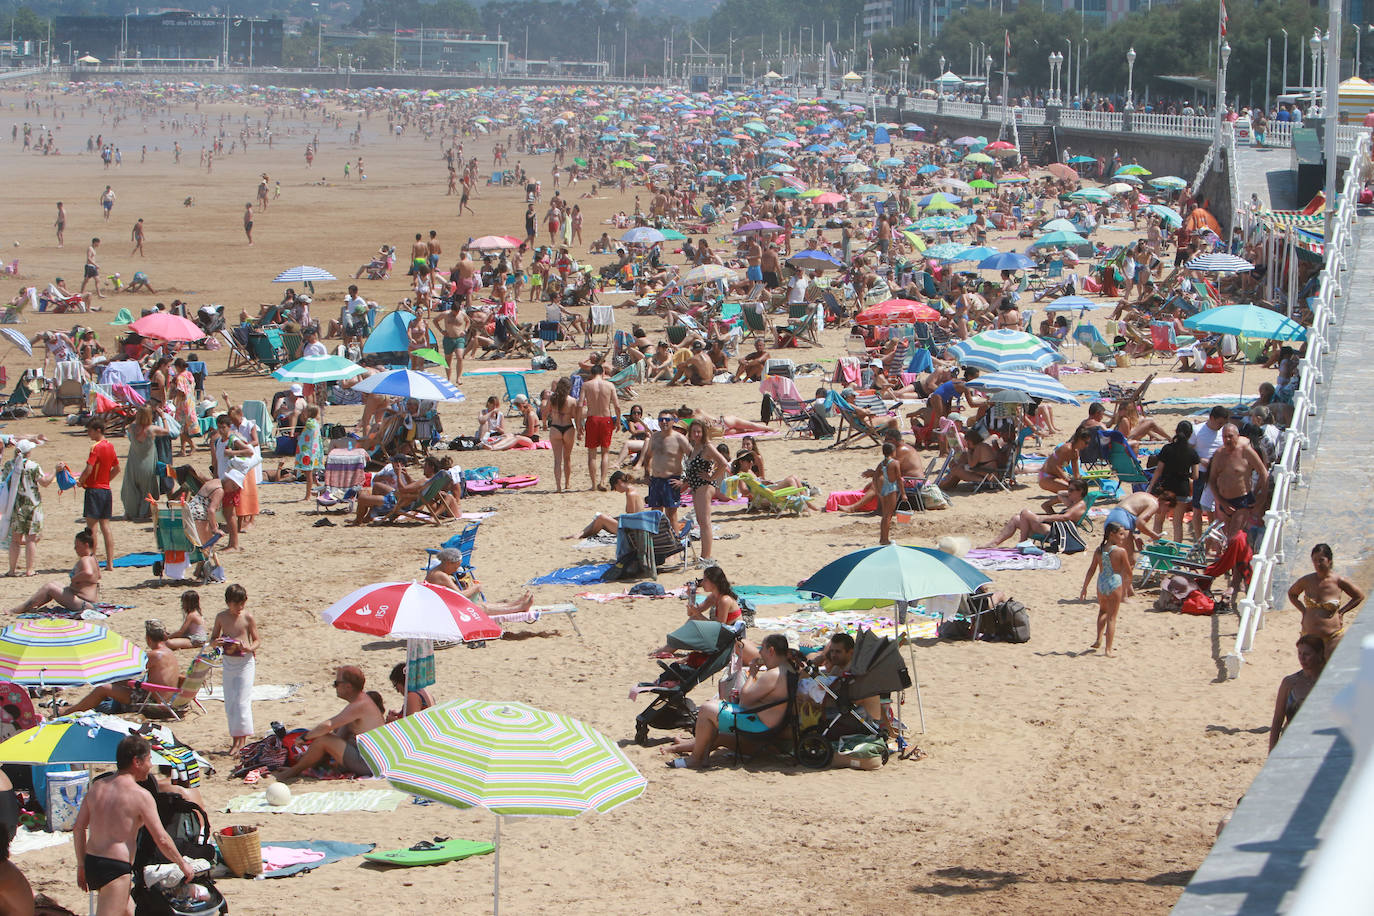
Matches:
[321,582,502,643]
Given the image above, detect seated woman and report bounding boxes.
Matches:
[164,589,207,651]
[938,428,1008,489]
[386,661,433,723]
[618,405,652,468]
[687,566,742,625]
[980,478,1090,548]
[1038,427,1092,499]
[6,530,101,614]
[730,452,811,499]
[677,406,771,436]
[1112,401,1170,445]
[479,395,534,451]
[1269,634,1326,752]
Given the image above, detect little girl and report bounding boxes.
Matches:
[171,386,198,456]
[295,406,324,501]
[1080,522,1133,657]
[166,589,208,651]
[872,441,902,546]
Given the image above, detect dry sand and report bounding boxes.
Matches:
[0,87,1306,915]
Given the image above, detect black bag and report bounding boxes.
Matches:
[1046,521,1087,555]
[602,554,641,582]
[991,599,1031,643]
[448,436,479,451]
[808,411,835,439]
[937,618,974,640]
[760,393,775,424]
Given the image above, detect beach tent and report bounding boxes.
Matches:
[842,71,863,83]
[1337,76,1374,124]
[362,309,433,355]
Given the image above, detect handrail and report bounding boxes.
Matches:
[1223,128,1373,677]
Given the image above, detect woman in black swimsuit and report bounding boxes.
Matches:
[542,378,578,492]
[388,661,435,721]
[684,421,731,568]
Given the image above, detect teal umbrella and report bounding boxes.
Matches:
[1033,229,1089,248]
[271,354,367,383]
[1145,204,1183,228]
[1184,304,1306,400]
[1066,187,1111,203]
[359,700,646,915]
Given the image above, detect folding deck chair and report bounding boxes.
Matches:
[616,510,695,579]
[383,474,458,525]
[134,651,219,721]
[828,395,888,449]
[500,372,531,414]
[588,305,615,348]
[315,446,368,513]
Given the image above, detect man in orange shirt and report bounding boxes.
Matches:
[78,418,120,572]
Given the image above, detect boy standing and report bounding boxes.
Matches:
[209,583,259,755]
[78,419,119,572]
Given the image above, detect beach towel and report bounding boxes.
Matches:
[407,639,436,693]
[20,602,131,621]
[733,585,823,606]
[490,604,579,626]
[223,788,406,816]
[753,609,940,644]
[576,532,618,549]
[100,552,162,569]
[198,684,299,703]
[526,564,612,586]
[258,841,377,878]
[11,826,70,856]
[824,490,866,512]
[221,654,255,740]
[961,548,1063,572]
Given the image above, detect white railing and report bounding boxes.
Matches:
[1131,112,1218,139]
[1224,128,1373,678]
[1226,124,1243,236]
[1018,107,1046,127]
[1059,108,1124,132]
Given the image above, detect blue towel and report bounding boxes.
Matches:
[526,564,613,586]
[100,552,161,569]
[260,840,376,878]
[733,586,822,605]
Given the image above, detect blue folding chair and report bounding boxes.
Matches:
[500,372,531,415]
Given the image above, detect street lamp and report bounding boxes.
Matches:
[1218,39,1231,120]
[1064,38,1073,104]
[1049,51,1062,104]
[900,55,909,92]
[938,54,945,98]
[985,54,993,103]
[1310,29,1322,111]
[1125,47,1136,111]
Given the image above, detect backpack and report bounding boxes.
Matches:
[1045,521,1087,554]
[937,618,974,640]
[808,411,835,439]
[760,393,775,424]
[991,599,1030,643]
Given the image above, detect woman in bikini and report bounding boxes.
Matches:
[1111,401,1170,445]
[683,421,731,567]
[543,379,579,491]
[1287,543,1366,659]
[387,661,434,722]
[1269,634,1326,752]
[680,407,771,436]
[1039,427,1092,502]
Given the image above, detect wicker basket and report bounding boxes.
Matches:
[215,825,262,877]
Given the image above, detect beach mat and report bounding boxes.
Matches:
[961,549,1063,571]
[526,564,612,586]
[11,826,70,856]
[99,552,162,569]
[260,840,376,878]
[224,788,407,815]
[199,684,300,702]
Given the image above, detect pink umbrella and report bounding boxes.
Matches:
[128,313,205,341]
[469,236,519,250]
[814,192,845,205]
[321,581,502,643]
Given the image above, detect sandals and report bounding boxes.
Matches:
[407,837,451,851]
[664,758,688,769]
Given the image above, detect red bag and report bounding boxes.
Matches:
[1181,591,1216,616]
[1203,354,1226,373]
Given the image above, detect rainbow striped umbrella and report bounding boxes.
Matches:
[0,619,145,687]
[359,700,646,915]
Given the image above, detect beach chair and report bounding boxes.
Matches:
[134,651,218,721]
[240,399,276,444]
[151,504,214,582]
[383,473,458,525]
[588,305,615,348]
[726,473,818,516]
[0,379,33,419]
[776,309,818,348]
[1,288,35,324]
[246,328,288,372]
[729,669,800,766]
[608,360,642,400]
[1029,260,1063,291]
[218,330,255,372]
[740,307,771,341]
[971,427,1034,494]
[315,446,368,513]
[1102,430,1151,490]
[501,372,531,414]
[765,358,797,380]
[423,522,482,579]
[1149,322,1198,367]
[616,510,694,579]
[664,325,689,346]
[829,396,887,449]
[1073,323,1122,362]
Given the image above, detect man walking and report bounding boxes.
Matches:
[577,365,620,491]
[80,238,102,298]
[78,418,119,572]
[74,735,195,916]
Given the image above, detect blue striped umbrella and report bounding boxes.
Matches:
[1044,295,1102,312]
[977,251,1035,271]
[271,354,367,383]
[950,330,1066,371]
[921,243,971,261]
[1185,253,1254,273]
[272,265,336,283]
[352,369,464,402]
[967,370,1081,405]
[620,227,665,245]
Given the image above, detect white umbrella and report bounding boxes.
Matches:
[273,265,336,283]
[0,328,32,358]
[681,264,738,286]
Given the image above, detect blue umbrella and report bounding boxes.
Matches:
[1185,253,1254,273]
[966,370,1081,405]
[620,227,665,245]
[786,250,843,271]
[352,369,465,402]
[1184,304,1305,399]
[273,265,336,284]
[363,310,433,354]
[977,251,1035,271]
[1044,295,1101,312]
[952,246,998,263]
[1033,230,1090,248]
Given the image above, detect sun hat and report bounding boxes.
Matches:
[290,383,303,396]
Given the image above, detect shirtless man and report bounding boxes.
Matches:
[275,666,384,781]
[425,548,534,614]
[735,338,770,382]
[60,620,181,715]
[1207,423,1269,535]
[55,200,66,248]
[565,471,642,539]
[453,250,478,309]
[1103,489,1169,568]
[432,305,470,382]
[1287,542,1366,658]
[841,429,922,512]
[759,243,782,289]
[7,530,101,614]
[80,237,103,298]
[666,633,793,769]
[427,230,442,271]
[641,412,692,529]
[743,236,763,289]
[577,365,620,491]
[243,203,254,246]
[668,341,715,386]
[74,736,195,916]
[408,233,429,277]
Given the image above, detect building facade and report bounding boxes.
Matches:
[54,12,282,66]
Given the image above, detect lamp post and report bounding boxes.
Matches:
[1355,24,1363,79]
[900,55,909,92]
[1064,37,1073,105]
[1215,38,1231,166]
[984,53,992,102]
[938,54,945,99]
[1125,47,1136,111]
[1310,29,1322,111]
[1281,27,1288,99]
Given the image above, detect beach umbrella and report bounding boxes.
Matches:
[620,227,665,245]
[363,310,432,354]
[1184,304,1306,398]
[853,183,885,194]
[786,250,842,271]
[969,179,996,190]
[1115,164,1151,176]
[1067,155,1097,164]
[357,700,647,915]
[1150,176,1188,190]
[1104,182,1136,195]
[916,164,940,174]
[937,178,973,194]
[657,229,687,241]
[813,192,845,205]
[922,197,961,213]
[950,329,1066,371]
[1145,204,1183,227]
[681,264,738,286]
[914,216,963,233]
[352,369,465,402]
[966,370,1081,405]
[977,251,1035,271]
[1044,295,1102,312]
[0,713,180,767]
[0,619,145,688]
[733,220,782,234]
[271,354,367,384]
[412,348,445,367]
[1041,218,1079,234]
[469,236,519,250]
[997,174,1029,184]
[128,313,204,342]
[963,152,994,164]
[321,581,501,643]
[854,299,942,326]
[0,327,33,357]
[921,242,971,261]
[1185,253,1254,273]
[1066,187,1111,203]
[918,192,961,207]
[880,157,906,167]
[1034,229,1090,248]
[903,123,925,133]
[952,136,979,146]
[1046,163,1079,182]
[273,265,336,284]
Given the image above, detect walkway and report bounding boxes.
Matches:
[1231,143,1299,212]
[1171,215,1374,915]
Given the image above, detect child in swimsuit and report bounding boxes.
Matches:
[874,441,903,545]
[1081,522,1130,657]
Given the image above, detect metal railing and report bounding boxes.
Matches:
[1223,128,1372,677]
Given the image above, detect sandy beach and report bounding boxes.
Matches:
[0,84,1309,915]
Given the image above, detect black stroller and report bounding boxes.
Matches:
[634,619,743,745]
[795,629,911,769]
[131,789,227,916]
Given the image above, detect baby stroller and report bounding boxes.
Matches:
[194,306,225,337]
[130,790,227,915]
[634,619,743,745]
[795,629,910,769]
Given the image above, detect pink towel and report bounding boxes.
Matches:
[824,490,865,512]
[261,846,326,872]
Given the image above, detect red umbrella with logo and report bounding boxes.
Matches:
[854,299,943,326]
[320,581,502,643]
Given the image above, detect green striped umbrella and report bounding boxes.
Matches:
[271,354,367,383]
[358,699,646,914]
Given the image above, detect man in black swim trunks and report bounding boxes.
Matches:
[74,735,194,915]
